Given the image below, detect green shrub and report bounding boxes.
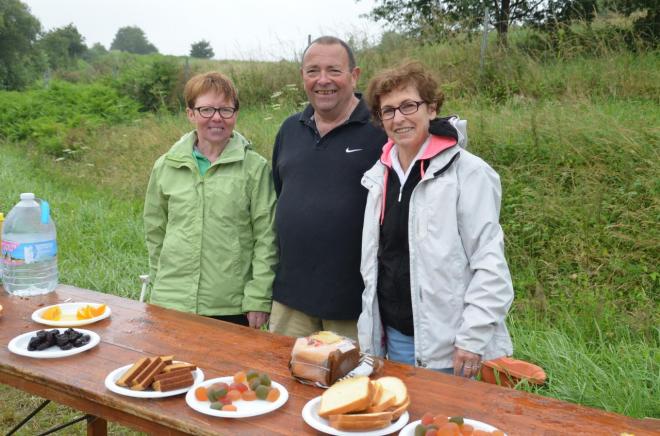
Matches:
[0,80,140,156]
[109,55,183,112]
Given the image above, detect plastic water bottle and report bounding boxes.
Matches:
[1,193,58,296]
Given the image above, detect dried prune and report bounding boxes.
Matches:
[28,337,41,351]
[73,334,90,347]
[27,328,90,352]
[55,334,69,347]
[36,341,51,351]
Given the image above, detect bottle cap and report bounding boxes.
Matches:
[20,193,35,200]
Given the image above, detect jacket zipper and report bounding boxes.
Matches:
[407,151,460,366]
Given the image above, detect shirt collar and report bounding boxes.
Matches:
[390,136,431,185]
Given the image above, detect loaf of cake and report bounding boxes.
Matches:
[289,331,360,387]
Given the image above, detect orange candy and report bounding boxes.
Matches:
[221,404,237,412]
[233,370,246,383]
[227,389,242,401]
[241,390,257,401]
[460,424,474,435]
[194,386,208,401]
[437,422,461,436]
[266,387,280,402]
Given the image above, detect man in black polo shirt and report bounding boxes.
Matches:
[270,36,386,340]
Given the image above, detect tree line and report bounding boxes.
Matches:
[0,0,214,90]
[361,0,658,45]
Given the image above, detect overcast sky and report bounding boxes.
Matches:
[22,0,383,61]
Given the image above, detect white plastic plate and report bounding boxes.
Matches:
[301,396,409,436]
[399,418,506,436]
[185,376,288,418]
[105,362,204,398]
[32,302,111,327]
[8,328,100,358]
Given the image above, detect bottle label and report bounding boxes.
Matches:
[1,239,58,265]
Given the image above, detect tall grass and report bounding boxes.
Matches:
[0,146,145,298]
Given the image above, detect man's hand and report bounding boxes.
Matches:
[246,311,269,329]
[452,347,481,378]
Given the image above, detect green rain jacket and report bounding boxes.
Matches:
[143,130,277,316]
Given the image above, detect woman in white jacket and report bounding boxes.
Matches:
[357,61,514,378]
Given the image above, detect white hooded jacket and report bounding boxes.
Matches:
[357,117,514,369]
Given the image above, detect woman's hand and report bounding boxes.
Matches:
[246,311,269,329]
[453,347,482,378]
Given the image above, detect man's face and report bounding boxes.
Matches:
[301,43,360,119]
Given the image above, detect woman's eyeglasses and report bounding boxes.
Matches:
[195,106,237,119]
[379,100,426,120]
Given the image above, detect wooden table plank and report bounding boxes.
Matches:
[1,285,657,435]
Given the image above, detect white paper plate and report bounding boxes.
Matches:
[105,361,204,398]
[301,396,409,436]
[185,376,288,418]
[399,418,506,436]
[8,328,100,358]
[32,302,111,327]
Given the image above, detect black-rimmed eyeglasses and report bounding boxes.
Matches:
[194,106,237,119]
[379,100,426,120]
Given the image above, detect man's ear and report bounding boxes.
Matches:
[351,66,361,88]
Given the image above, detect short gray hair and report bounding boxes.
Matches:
[302,36,356,70]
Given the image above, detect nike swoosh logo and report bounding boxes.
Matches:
[345,147,363,153]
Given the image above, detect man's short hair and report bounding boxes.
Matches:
[184,71,240,110]
[302,36,356,70]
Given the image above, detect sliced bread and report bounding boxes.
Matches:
[328,411,393,431]
[366,380,397,412]
[318,376,373,418]
[375,376,407,407]
[388,395,411,420]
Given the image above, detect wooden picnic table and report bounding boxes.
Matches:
[0,284,657,435]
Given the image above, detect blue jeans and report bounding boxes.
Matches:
[386,326,415,365]
[386,326,454,374]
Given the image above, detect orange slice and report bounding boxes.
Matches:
[91,304,106,317]
[42,305,62,321]
[76,305,94,320]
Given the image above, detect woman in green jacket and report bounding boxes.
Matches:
[143,71,277,328]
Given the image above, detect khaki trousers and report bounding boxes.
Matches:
[269,301,358,341]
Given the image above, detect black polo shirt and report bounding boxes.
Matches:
[272,96,387,319]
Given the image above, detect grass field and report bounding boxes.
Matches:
[1,29,659,433]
